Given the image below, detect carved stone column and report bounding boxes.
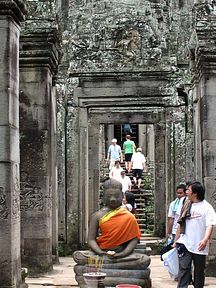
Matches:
[19,28,61,273]
[154,122,166,237]
[0,1,26,287]
[191,13,216,274]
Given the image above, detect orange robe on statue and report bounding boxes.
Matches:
[97,207,141,250]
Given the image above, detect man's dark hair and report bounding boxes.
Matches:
[186,180,193,188]
[190,181,205,201]
[176,183,186,192]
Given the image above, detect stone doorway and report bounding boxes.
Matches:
[67,72,187,248]
[101,123,155,236]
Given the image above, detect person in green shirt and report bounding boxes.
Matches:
[123,134,136,173]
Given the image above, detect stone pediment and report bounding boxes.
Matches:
[66,0,188,73]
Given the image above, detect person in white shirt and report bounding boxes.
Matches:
[166,184,187,241]
[109,160,123,182]
[119,170,132,194]
[131,147,147,189]
[174,181,216,288]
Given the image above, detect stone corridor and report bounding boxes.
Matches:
[1,1,216,287]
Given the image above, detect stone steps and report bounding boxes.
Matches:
[100,162,155,236]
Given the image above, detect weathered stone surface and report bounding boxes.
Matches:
[65,0,193,74]
[190,6,216,272]
[0,1,26,287]
[1,0,216,283]
[0,0,27,24]
[66,105,80,250]
[19,64,54,273]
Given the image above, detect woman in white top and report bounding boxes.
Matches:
[131,147,147,189]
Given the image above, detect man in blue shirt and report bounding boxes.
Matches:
[106,138,123,170]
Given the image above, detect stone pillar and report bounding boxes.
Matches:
[51,84,59,262]
[193,15,216,208]
[166,107,187,201]
[0,1,26,287]
[56,86,67,244]
[19,29,61,273]
[191,15,216,274]
[88,118,100,215]
[79,107,89,245]
[66,104,80,250]
[154,122,166,237]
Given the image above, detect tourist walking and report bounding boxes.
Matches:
[109,160,123,182]
[106,138,123,170]
[174,181,216,288]
[119,170,132,194]
[123,134,136,173]
[167,184,187,242]
[131,147,147,189]
[123,123,133,135]
[123,191,136,214]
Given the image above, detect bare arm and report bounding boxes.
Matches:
[143,161,147,172]
[111,238,138,258]
[166,217,174,238]
[120,151,123,162]
[109,169,113,179]
[173,224,180,247]
[198,225,214,251]
[128,181,132,191]
[88,212,106,255]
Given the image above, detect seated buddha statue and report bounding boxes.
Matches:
[73,179,151,288]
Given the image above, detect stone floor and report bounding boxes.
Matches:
[26,255,216,288]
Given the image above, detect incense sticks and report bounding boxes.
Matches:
[87,255,104,272]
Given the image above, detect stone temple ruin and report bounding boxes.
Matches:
[0,0,216,287]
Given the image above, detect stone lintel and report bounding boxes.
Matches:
[77,97,183,108]
[88,108,165,125]
[0,0,27,24]
[74,88,184,108]
[194,16,216,72]
[70,71,173,82]
[192,51,216,83]
[20,28,61,76]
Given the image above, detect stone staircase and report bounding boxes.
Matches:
[128,171,154,235]
[100,161,155,237]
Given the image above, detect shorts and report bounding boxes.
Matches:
[125,153,133,161]
[132,169,143,179]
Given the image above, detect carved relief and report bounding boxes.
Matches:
[114,28,141,62]
[12,163,20,218]
[0,187,8,220]
[194,1,216,20]
[210,185,216,210]
[67,2,171,72]
[20,171,44,211]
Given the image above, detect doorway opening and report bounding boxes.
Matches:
[114,124,139,147]
[100,123,155,236]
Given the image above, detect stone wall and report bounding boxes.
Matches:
[64,0,193,73]
[19,0,61,273]
[0,0,27,287]
[1,0,216,284]
[190,2,216,273]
